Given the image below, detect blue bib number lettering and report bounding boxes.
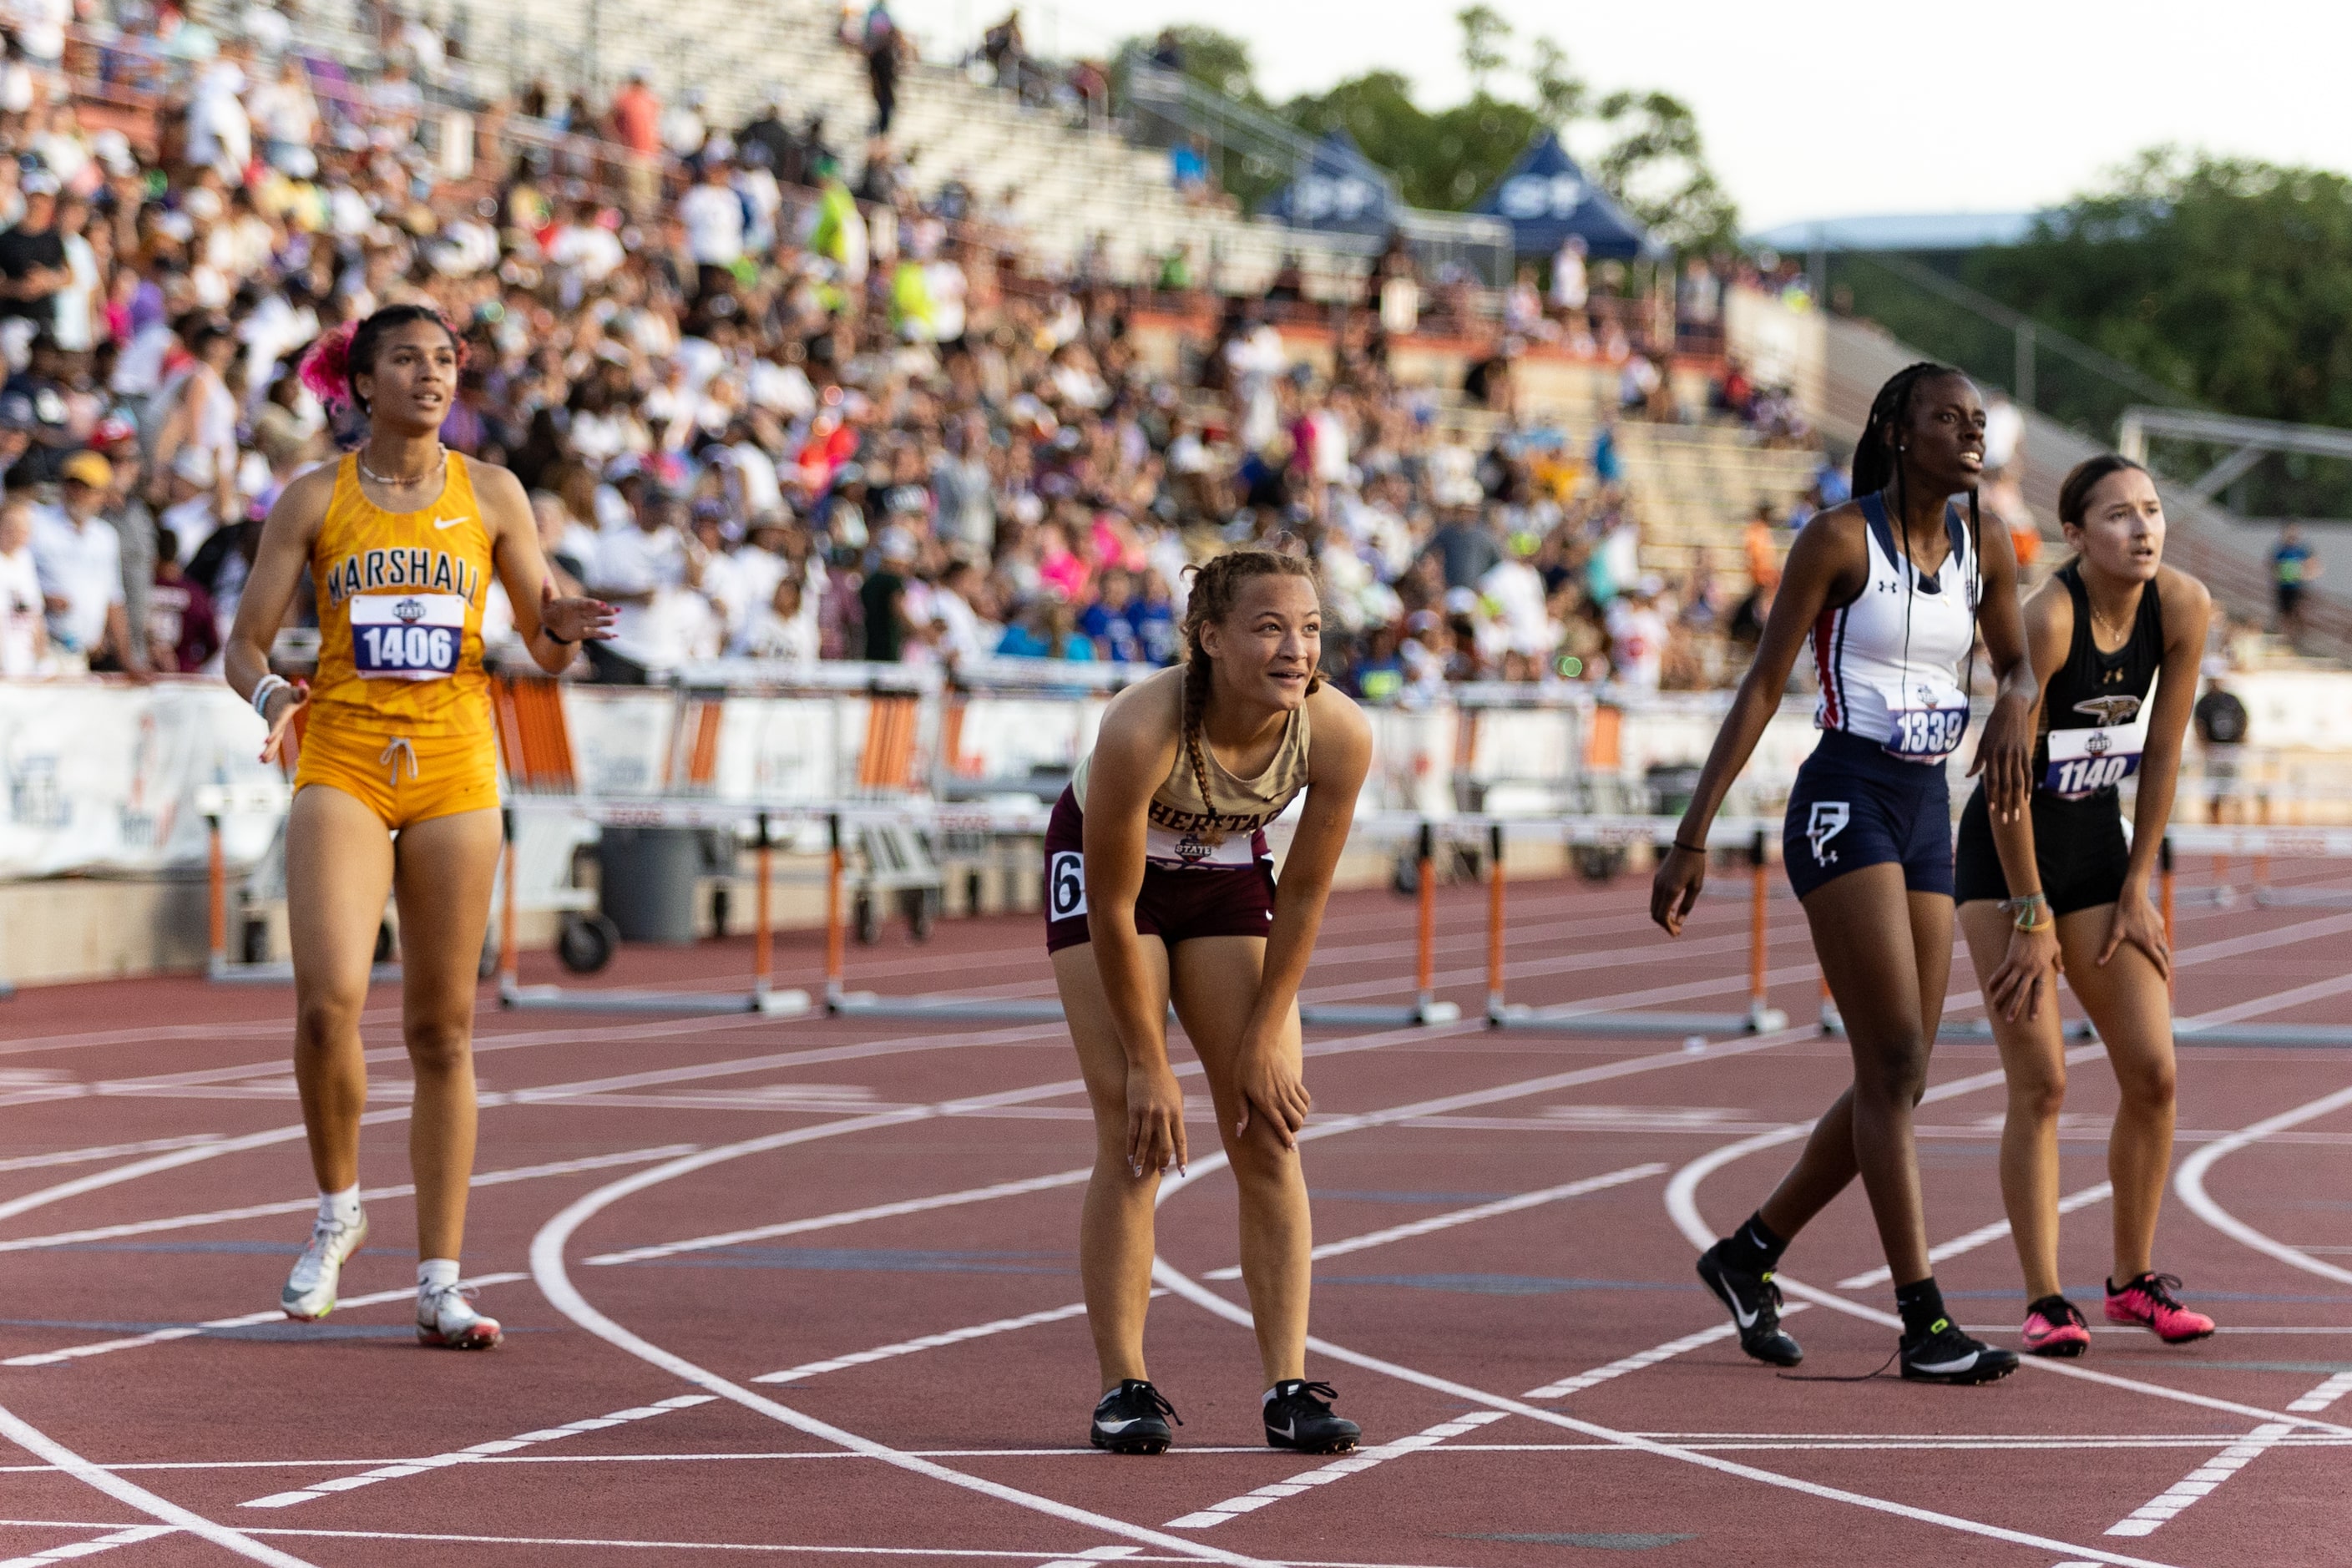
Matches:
[350,594,465,681]
[1884,706,1968,761]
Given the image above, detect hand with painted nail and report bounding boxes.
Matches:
[1125,1061,1186,1178]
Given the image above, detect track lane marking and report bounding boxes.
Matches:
[3,1273,528,1368]
[1834,1181,2113,1291]
[1520,1308,1813,1400]
[1163,1413,1508,1530]
[2102,1367,2352,1537]
[0,1404,313,1567]
[0,1523,173,1565]
[594,1168,1095,1266]
[2176,1082,2352,1287]
[1198,1165,1665,1282]
[753,1299,1112,1385]
[238,1394,716,1509]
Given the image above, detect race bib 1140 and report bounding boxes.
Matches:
[350,594,465,681]
[2043,725,2142,799]
[1884,705,1970,761]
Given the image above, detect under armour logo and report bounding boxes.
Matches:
[1808,802,1850,864]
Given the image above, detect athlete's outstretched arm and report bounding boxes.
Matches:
[1081,677,1188,1176]
[1650,508,1864,935]
[481,463,615,673]
[1235,686,1373,1146]
[224,465,335,762]
[2105,567,2211,973]
[1966,508,2037,822]
[1980,580,2069,1020]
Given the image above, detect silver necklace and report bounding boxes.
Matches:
[357,443,447,488]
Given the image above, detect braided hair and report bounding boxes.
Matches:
[1176,548,1323,843]
[1853,362,1986,702]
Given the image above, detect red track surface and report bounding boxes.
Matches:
[3,860,2349,1567]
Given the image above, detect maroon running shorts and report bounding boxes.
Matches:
[1042,785,1277,953]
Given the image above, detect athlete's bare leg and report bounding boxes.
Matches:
[1056,938,1174,1391]
[2054,907,2177,1284]
[1171,933,1309,1389]
[285,785,398,1196]
[390,807,502,1262]
[1959,898,2071,1301]
[1757,867,1953,1287]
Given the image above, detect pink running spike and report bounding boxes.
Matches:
[2106,1272,2217,1344]
[2021,1300,2092,1358]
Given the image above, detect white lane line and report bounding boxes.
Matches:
[1199,1164,1665,1281]
[2177,971,2352,1030]
[0,1119,362,1229]
[753,1298,1115,1385]
[1151,1249,2187,1568]
[4,1274,528,1369]
[0,1136,239,1177]
[1035,1546,1144,1567]
[2102,1355,2352,1539]
[0,1147,695,1256]
[1834,1181,2113,1291]
[0,1404,313,1567]
[0,1524,174,1565]
[239,1394,716,1509]
[2176,1082,2352,1287]
[595,1167,1095,1266]
[1520,1308,1813,1400]
[1163,1412,1508,1530]
[1663,1096,2352,1441]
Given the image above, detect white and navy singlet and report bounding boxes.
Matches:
[1810,492,1980,765]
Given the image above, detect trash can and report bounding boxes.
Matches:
[597,826,701,943]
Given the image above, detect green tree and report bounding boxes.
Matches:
[1592,90,1738,253]
[1529,37,1584,128]
[1457,6,1511,98]
[1283,72,1542,212]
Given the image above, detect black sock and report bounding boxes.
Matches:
[1894,1277,1947,1341]
[1720,1211,1788,1273]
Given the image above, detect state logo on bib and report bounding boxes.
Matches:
[352,594,465,681]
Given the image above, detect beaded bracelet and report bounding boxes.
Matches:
[2002,892,2052,933]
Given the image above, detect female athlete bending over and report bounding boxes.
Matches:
[1653,362,2036,1383]
[225,306,614,1348]
[1049,549,1373,1454]
[1955,454,2215,1355]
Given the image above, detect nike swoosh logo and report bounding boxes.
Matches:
[1913,1352,1980,1373]
[1728,1296,1758,1329]
[1269,1419,1295,1440]
[1095,1418,1141,1433]
[432,515,473,531]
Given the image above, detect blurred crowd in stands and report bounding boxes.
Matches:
[0,0,1839,701]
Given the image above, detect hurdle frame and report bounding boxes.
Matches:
[1485,815,1789,1039]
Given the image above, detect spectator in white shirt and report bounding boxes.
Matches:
[679,159,746,297]
[33,479,142,672]
[744,574,817,662]
[0,493,48,674]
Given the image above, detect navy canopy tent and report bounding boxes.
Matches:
[1473,131,1662,260]
[1260,129,1394,238]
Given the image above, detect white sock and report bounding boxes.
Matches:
[317,1186,362,1228]
[417,1257,461,1295]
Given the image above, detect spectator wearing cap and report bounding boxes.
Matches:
[60,448,157,665]
[33,456,144,675]
[0,175,68,337]
[3,331,73,481]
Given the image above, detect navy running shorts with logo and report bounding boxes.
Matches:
[1951,784,2132,918]
[1781,729,1955,901]
[1042,786,1278,954]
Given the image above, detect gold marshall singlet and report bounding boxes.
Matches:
[1071,670,1313,868]
[307,453,496,739]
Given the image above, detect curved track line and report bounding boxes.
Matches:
[0,1401,314,1567]
[1661,1088,2352,1439]
[528,1131,1285,1568]
[2175,1082,2352,1287]
[1148,1150,2183,1568]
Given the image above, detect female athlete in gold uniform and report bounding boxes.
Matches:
[225,306,614,1348]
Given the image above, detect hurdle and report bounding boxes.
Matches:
[1485,816,1789,1040]
[498,800,812,1015]
[822,810,1462,1027]
[198,781,402,986]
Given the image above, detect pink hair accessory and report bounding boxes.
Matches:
[297,322,357,409]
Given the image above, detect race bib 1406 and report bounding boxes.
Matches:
[2043,725,2142,799]
[350,594,465,681]
[1884,705,1970,761]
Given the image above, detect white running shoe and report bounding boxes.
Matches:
[417,1282,502,1350]
[281,1212,368,1321]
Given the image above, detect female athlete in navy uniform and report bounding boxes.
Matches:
[1652,362,2037,1383]
[1954,454,2216,1355]
[1047,549,1373,1454]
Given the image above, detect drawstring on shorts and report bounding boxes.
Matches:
[378,737,419,788]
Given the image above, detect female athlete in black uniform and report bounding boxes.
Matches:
[1954,454,2216,1355]
[1652,363,2036,1383]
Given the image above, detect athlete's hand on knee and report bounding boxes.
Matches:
[2099,892,2169,978]
[1650,845,1705,936]
[1973,692,2035,823]
[1125,1063,1186,1177]
[1988,923,2061,1022]
[257,680,309,765]
[1234,1044,1310,1149]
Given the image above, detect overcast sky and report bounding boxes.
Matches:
[883,0,2352,230]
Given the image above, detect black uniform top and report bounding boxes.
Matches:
[2033,562,2164,804]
